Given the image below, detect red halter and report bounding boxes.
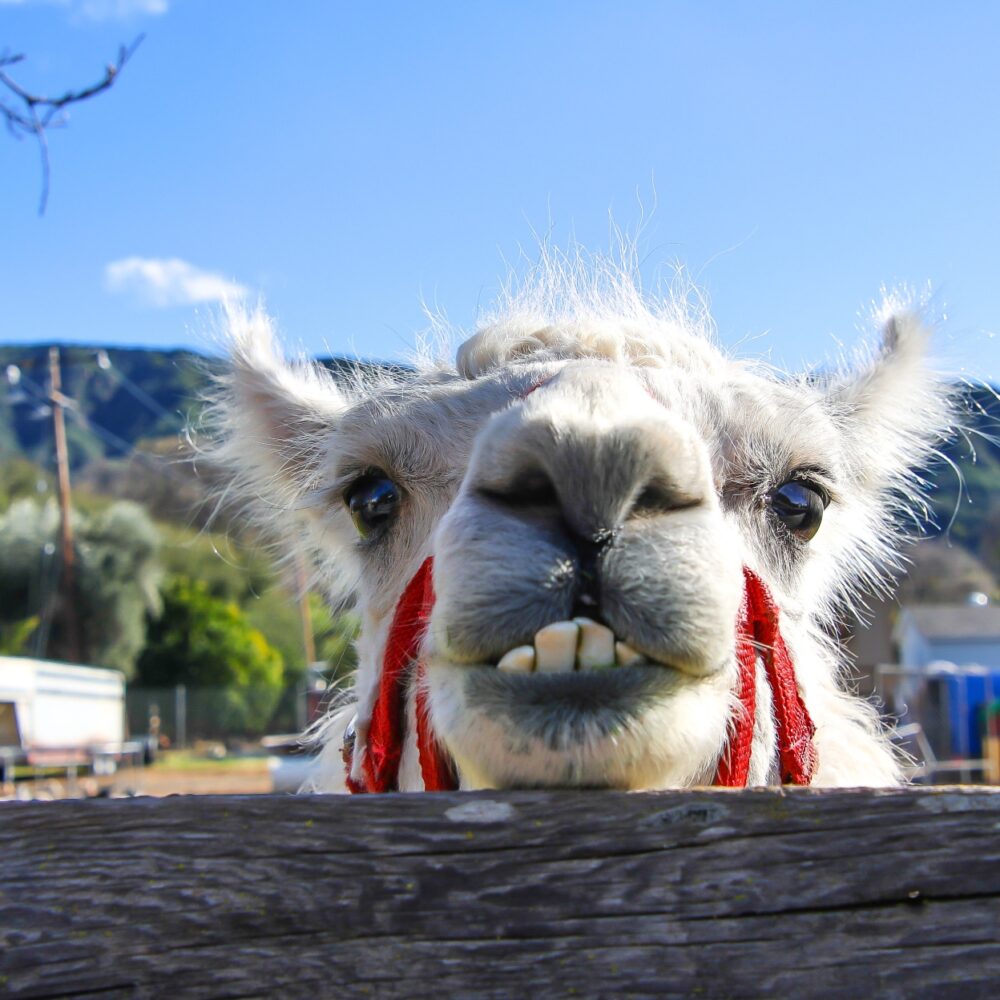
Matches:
[714,567,817,786]
[344,558,815,793]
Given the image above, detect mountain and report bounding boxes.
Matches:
[924,382,1000,577]
[0,343,405,470]
[0,344,212,468]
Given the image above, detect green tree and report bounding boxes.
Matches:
[74,502,163,672]
[242,589,360,732]
[157,524,275,604]
[0,616,39,655]
[137,577,285,737]
[0,457,51,508]
[312,598,360,684]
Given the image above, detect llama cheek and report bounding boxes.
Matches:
[430,502,576,663]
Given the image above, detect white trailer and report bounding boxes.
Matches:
[0,656,127,775]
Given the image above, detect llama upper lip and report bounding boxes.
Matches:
[488,617,649,674]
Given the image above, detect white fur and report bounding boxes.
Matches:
[205,253,957,793]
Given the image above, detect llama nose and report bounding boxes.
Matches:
[467,365,711,606]
[478,468,622,618]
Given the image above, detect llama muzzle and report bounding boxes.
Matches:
[344,559,817,793]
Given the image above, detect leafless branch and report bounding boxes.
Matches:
[1,36,144,215]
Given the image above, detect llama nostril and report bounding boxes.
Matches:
[591,526,619,551]
[477,468,560,511]
[631,479,703,517]
[570,528,618,621]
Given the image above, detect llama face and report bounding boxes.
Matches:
[213,281,953,791]
[421,358,738,787]
[424,356,842,789]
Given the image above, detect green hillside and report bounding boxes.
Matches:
[0,343,409,471]
[927,383,1000,559]
[0,343,212,469]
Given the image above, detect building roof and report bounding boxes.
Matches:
[901,605,1000,642]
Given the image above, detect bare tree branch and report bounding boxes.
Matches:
[0,36,144,215]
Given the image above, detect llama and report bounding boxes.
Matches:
[208,260,954,792]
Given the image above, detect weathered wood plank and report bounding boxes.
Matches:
[1,788,999,998]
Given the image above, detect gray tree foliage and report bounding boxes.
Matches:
[0,498,162,676]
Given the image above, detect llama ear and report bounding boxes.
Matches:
[825,310,953,491]
[213,303,349,506]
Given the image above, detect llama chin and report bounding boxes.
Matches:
[205,257,956,793]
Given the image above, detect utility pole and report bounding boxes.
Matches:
[49,347,82,663]
[293,550,318,733]
[294,551,317,665]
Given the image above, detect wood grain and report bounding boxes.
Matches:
[2,788,999,999]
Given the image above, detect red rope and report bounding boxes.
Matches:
[744,569,817,785]
[348,561,816,793]
[713,581,757,787]
[359,557,436,792]
[713,568,816,786]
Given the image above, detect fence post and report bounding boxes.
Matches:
[296,674,309,733]
[175,684,186,749]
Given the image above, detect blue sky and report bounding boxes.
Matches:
[3,1,999,378]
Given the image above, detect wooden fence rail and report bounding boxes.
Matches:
[2,787,999,999]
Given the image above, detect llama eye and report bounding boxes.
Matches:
[346,474,401,539]
[769,480,828,541]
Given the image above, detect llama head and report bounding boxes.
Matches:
[209,267,954,791]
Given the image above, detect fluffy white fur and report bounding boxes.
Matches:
[205,255,956,793]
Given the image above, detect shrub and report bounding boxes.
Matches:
[137,577,284,737]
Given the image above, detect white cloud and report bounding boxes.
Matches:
[0,1,168,18]
[105,257,247,308]
[79,0,168,19]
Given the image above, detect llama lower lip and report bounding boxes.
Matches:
[459,664,684,748]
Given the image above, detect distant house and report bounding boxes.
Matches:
[896,605,1000,671]
[893,605,1000,763]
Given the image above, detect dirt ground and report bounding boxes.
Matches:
[115,761,274,796]
[4,758,275,800]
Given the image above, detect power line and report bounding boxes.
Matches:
[6,358,192,489]
[92,351,176,422]
[3,355,191,662]
[8,347,182,426]
[64,409,195,490]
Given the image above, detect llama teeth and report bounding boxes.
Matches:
[615,641,644,667]
[497,645,535,673]
[534,621,579,673]
[574,617,616,670]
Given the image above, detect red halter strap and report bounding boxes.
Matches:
[346,561,815,793]
[347,557,456,793]
[713,568,817,786]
